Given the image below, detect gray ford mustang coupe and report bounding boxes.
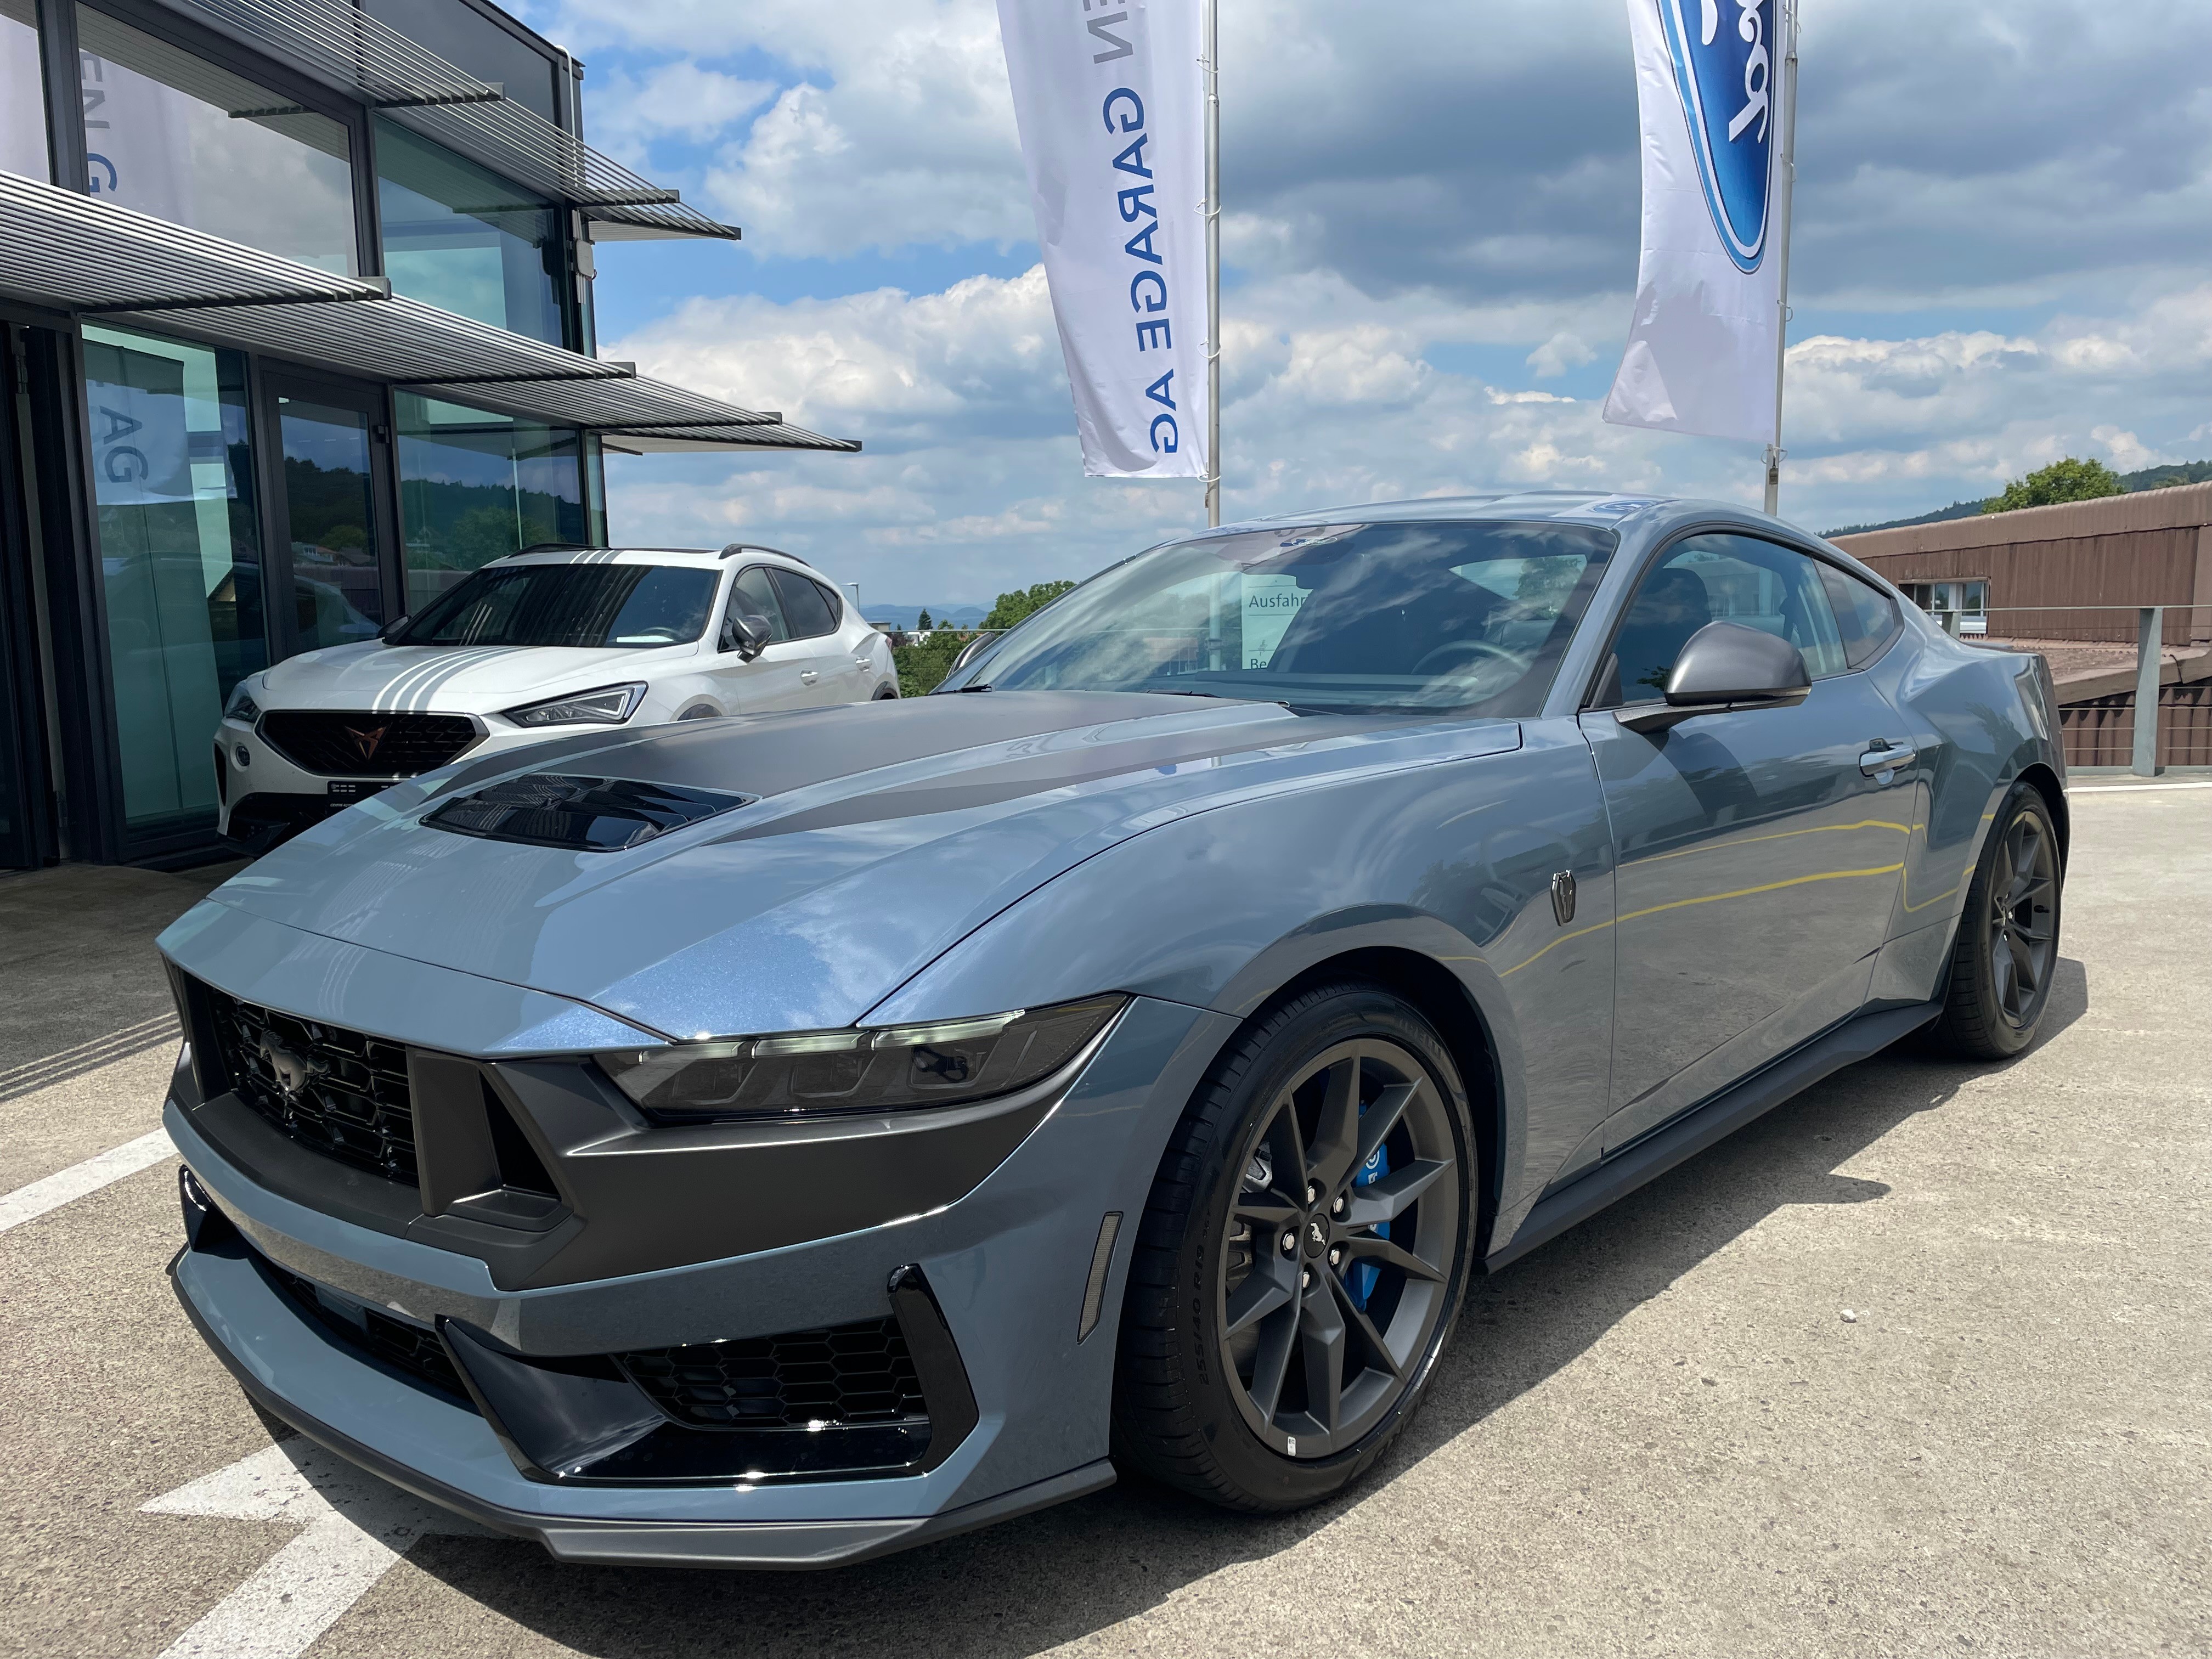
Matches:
[159,493,2066,1567]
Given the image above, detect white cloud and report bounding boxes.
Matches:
[586,63,776,165]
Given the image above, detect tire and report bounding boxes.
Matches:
[873,686,899,700]
[1926,781,2063,1059]
[1111,981,1477,1511]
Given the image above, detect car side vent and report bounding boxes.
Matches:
[424,774,754,852]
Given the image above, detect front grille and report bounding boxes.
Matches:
[617,1317,928,1430]
[203,984,418,1185]
[267,1260,467,1397]
[259,710,478,777]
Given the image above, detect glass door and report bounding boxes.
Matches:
[264,376,395,656]
[0,325,44,868]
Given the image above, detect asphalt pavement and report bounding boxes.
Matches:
[1,781,2205,1658]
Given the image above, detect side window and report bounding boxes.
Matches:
[1605,534,1847,705]
[720,566,789,651]
[771,568,837,640]
[1818,563,1903,668]
[811,578,847,627]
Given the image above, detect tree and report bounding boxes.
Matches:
[1985,458,2124,514]
[984,580,1077,631]
[916,608,933,630]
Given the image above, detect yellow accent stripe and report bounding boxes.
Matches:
[1499,862,1908,978]
[1625,818,1915,867]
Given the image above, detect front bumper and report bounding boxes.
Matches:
[163,992,1236,1567]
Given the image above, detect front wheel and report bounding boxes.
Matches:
[1112,983,1476,1511]
[1927,781,2063,1059]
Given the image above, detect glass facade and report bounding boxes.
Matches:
[396,393,585,614]
[376,120,564,345]
[82,325,265,833]
[1,0,47,181]
[274,393,387,651]
[75,6,358,274]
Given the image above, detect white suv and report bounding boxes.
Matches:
[213,543,896,853]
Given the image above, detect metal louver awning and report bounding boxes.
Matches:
[0,172,857,454]
[176,0,738,241]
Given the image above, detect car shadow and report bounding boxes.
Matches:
[398,960,2090,1656]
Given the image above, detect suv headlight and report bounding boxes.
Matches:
[502,682,646,727]
[597,995,1125,1123]
[223,681,261,723]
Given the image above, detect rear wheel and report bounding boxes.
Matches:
[1112,983,1475,1511]
[1927,781,2062,1059]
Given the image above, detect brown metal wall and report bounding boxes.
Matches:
[2059,685,2212,768]
[1832,483,2212,645]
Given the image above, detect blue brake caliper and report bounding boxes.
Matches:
[1348,1102,1389,1311]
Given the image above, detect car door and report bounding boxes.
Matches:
[713,565,809,712]
[767,568,859,704]
[1577,532,1918,1152]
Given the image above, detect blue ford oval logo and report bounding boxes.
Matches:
[1658,0,1776,272]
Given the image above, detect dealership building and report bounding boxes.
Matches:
[0,0,856,871]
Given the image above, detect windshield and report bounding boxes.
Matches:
[946,520,1615,714]
[393,562,718,649]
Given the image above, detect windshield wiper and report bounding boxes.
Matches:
[955,681,993,692]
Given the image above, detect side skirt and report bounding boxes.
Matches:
[1483,1000,1942,1273]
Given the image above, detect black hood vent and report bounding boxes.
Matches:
[424,774,754,852]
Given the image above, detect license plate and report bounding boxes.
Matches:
[326,780,394,803]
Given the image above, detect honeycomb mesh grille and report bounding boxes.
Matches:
[203,984,418,1185]
[268,1261,466,1397]
[617,1318,928,1430]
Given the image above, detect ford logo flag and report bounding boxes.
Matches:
[1661,0,1775,273]
[1603,0,1794,447]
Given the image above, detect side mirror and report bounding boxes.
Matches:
[376,614,411,644]
[1618,621,1810,733]
[721,611,772,661]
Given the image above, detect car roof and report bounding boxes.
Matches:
[484,544,819,574]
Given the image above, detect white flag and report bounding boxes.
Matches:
[1604,0,1789,445]
[997,0,1209,478]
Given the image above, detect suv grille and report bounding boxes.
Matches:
[259,710,478,777]
[617,1318,928,1430]
[204,985,418,1184]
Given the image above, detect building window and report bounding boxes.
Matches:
[395,393,585,614]
[82,325,266,834]
[376,121,565,346]
[1,0,47,181]
[75,7,358,274]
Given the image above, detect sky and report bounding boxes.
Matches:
[514,0,2212,610]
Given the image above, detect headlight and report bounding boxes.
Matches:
[597,995,1125,1123]
[223,682,260,723]
[501,682,646,727]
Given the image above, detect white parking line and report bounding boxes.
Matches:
[2068,781,2212,793]
[144,1440,492,1659]
[0,1129,176,1234]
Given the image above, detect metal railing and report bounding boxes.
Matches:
[1923,603,2212,776]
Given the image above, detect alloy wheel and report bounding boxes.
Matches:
[1217,1038,1462,1459]
[1986,811,2057,1027]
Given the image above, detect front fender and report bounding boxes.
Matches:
[867,718,1618,1233]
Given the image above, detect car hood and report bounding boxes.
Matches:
[178,692,1520,1041]
[256,641,691,713]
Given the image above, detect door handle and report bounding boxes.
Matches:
[799,670,819,685]
[1860,740,1917,776]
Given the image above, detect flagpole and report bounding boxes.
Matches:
[1202,0,1222,527]
[1762,0,1799,517]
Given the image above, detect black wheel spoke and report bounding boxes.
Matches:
[1234,1194,1301,1233]
[1225,1254,1297,1339]
[1306,1057,1362,1193]
[1343,1157,1451,1228]
[2006,929,2038,995]
[1339,1232,1445,1283]
[1247,1299,1298,1421]
[1329,1271,1406,1381]
[1353,1080,1419,1175]
[1298,1284,1346,1434]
